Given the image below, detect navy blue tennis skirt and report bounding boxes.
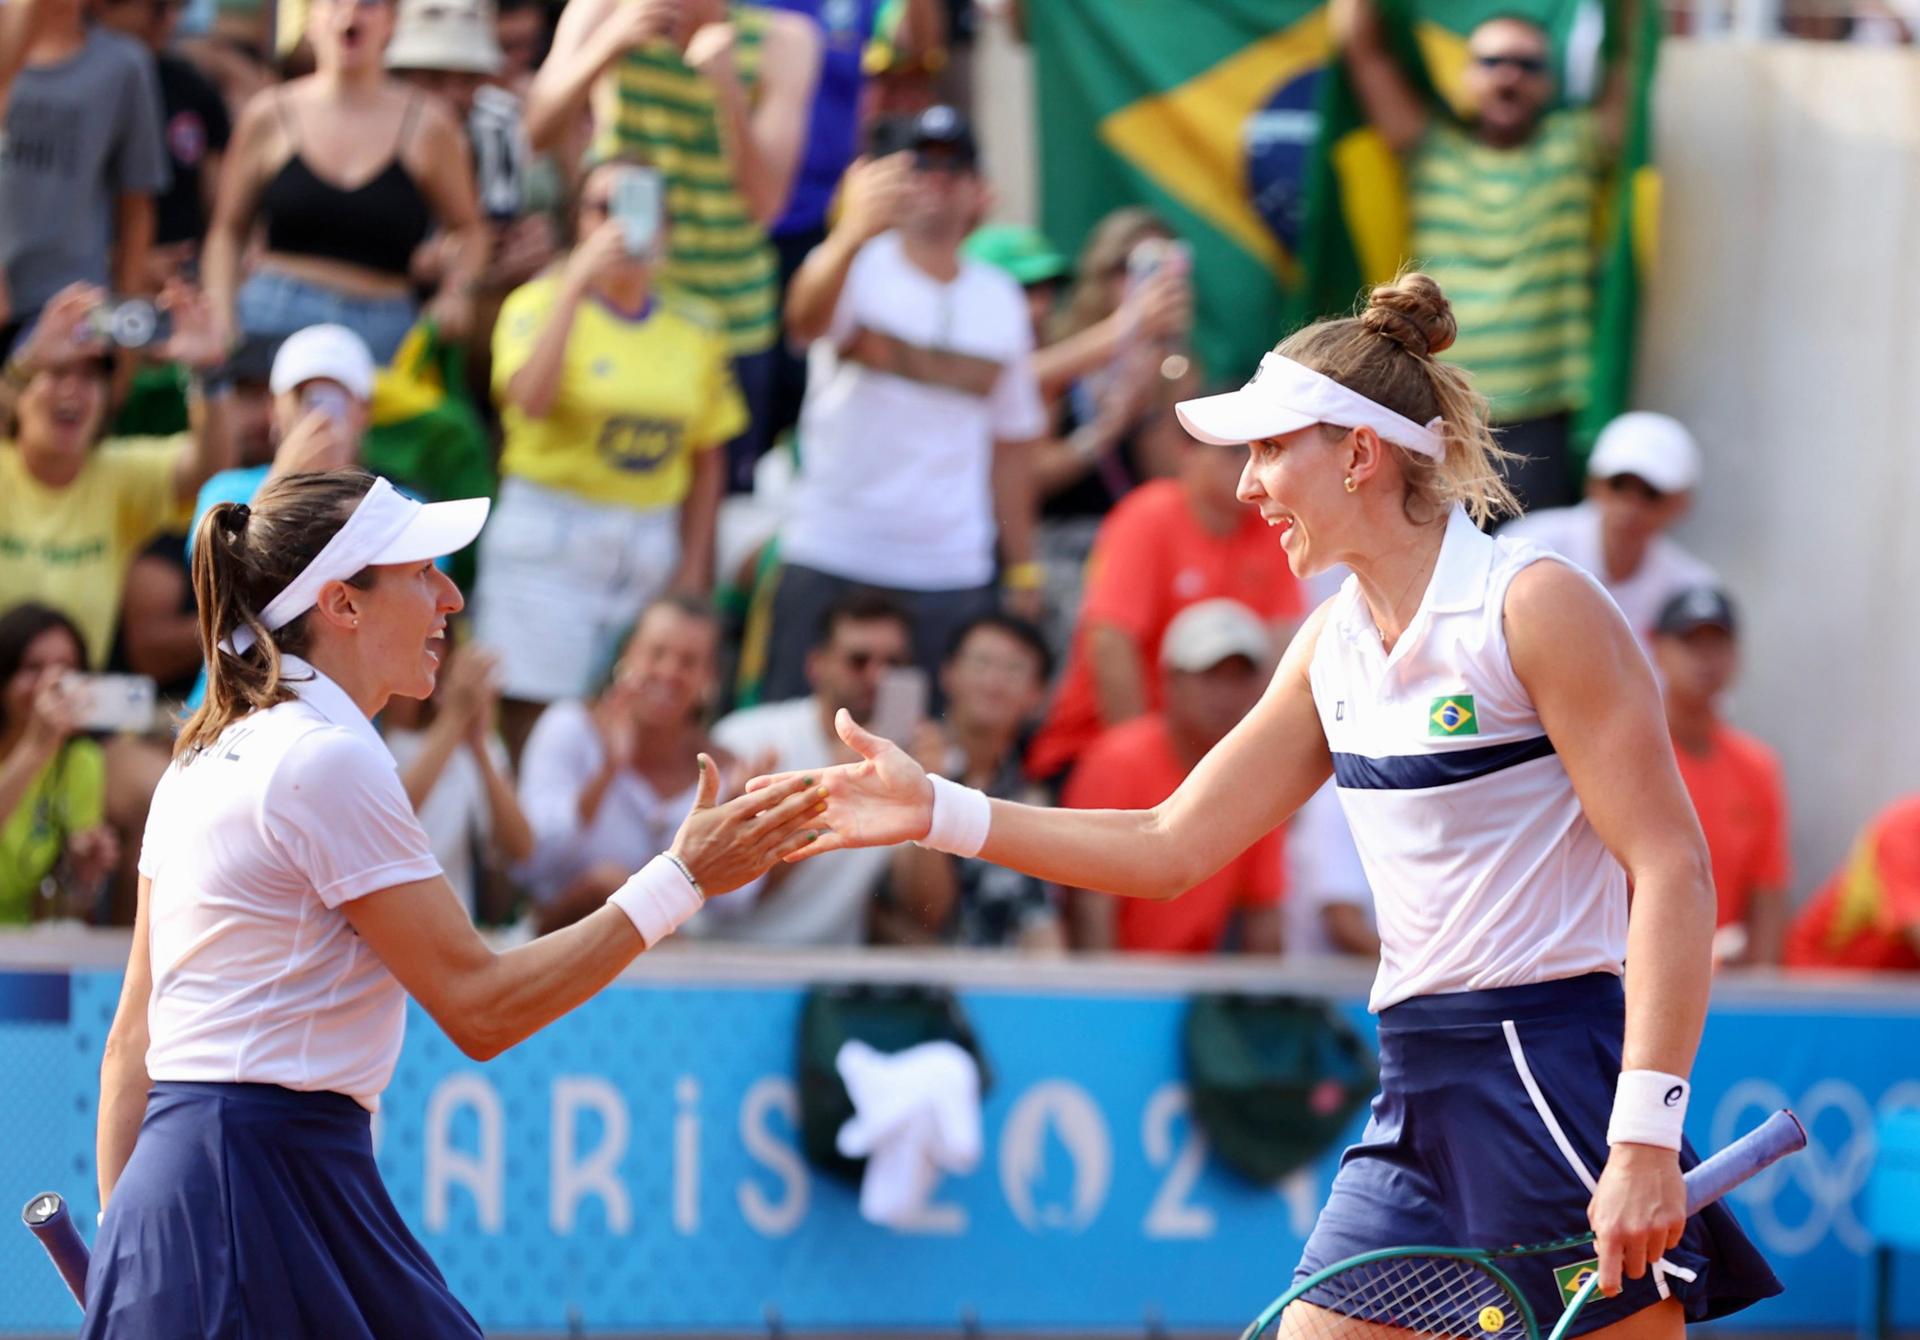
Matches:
[1294,973,1782,1336]
[82,1081,482,1340]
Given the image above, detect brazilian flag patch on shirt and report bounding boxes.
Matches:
[1429,695,1479,737]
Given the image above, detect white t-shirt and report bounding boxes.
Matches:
[1283,781,1376,959]
[783,231,1049,590]
[383,727,511,917]
[1499,501,1716,647]
[138,658,441,1109]
[515,700,699,903]
[702,696,892,946]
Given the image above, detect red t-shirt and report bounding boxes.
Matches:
[1671,723,1790,928]
[1060,713,1284,954]
[1029,481,1302,779]
[1786,793,1920,972]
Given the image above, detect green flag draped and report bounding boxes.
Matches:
[1030,1,1658,448]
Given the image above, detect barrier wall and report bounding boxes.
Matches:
[2,939,1916,1336]
[1643,39,1920,891]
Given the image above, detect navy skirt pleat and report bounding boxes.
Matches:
[82,1081,482,1340]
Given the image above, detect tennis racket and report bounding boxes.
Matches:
[22,1190,89,1309]
[1242,1108,1806,1340]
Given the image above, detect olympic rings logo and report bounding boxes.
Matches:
[1711,1079,1920,1256]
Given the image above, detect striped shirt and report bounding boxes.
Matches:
[1310,506,1628,1011]
[598,6,779,356]
[1409,109,1604,423]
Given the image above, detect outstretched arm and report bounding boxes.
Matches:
[761,603,1337,900]
[345,766,824,1060]
[1331,0,1429,155]
[1507,560,1714,1297]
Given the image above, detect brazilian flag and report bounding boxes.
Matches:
[1029,0,1659,449]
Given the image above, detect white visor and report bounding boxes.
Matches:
[222,478,491,655]
[1175,353,1447,459]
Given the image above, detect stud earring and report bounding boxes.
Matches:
[1344,475,1358,494]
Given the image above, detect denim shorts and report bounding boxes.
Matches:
[237,269,418,364]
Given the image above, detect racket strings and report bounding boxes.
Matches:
[1265,1254,1529,1340]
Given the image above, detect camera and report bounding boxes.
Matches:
[85,298,172,351]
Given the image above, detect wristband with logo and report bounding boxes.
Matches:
[1607,1069,1690,1150]
[609,854,705,947]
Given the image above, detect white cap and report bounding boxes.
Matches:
[223,479,490,655]
[1587,412,1701,494]
[386,0,504,75]
[1161,599,1272,672]
[270,324,377,402]
[1176,353,1447,459]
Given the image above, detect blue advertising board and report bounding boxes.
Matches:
[1,965,1916,1335]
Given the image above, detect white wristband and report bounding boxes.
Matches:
[916,774,991,858]
[609,854,705,947]
[1608,1069,1690,1150]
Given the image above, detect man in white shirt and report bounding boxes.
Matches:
[695,591,912,946]
[1499,411,1716,648]
[767,105,1049,702]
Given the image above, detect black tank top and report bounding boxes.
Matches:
[257,93,434,279]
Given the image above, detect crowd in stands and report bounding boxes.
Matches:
[0,0,1913,975]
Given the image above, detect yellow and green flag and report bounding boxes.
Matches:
[1029,0,1659,449]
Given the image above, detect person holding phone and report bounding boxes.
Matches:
[477,157,746,764]
[0,603,119,924]
[180,324,380,712]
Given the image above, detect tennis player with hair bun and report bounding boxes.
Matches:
[85,468,826,1338]
[759,274,1780,1339]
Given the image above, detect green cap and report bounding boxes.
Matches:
[962,224,1070,287]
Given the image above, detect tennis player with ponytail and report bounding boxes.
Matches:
[760,275,1779,1339]
[85,468,825,1338]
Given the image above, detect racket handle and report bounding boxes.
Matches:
[21,1191,90,1309]
[1682,1108,1807,1216]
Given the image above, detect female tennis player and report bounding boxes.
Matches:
[758,275,1779,1340]
[85,468,825,1338]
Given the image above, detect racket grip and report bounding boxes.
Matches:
[1682,1109,1807,1216]
[21,1191,90,1309]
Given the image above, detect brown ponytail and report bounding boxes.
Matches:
[176,468,381,759]
[1278,271,1521,527]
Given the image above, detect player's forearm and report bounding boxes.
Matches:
[978,799,1195,901]
[96,1043,151,1207]
[460,905,648,1057]
[1619,851,1716,1078]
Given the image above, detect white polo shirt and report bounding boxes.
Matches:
[1311,508,1629,1011]
[138,657,441,1109]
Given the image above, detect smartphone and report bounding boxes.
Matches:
[85,298,172,350]
[868,667,928,747]
[61,673,158,735]
[301,382,354,429]
[609,166,664,260]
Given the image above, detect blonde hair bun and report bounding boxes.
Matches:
[1361,272,1457,358]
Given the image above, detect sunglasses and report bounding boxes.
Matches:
[1474,53,1549,75]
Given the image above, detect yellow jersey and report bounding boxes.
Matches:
[492,274,747,510]
[0,437,188,667]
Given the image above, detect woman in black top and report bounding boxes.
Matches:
[204,0,487,362]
